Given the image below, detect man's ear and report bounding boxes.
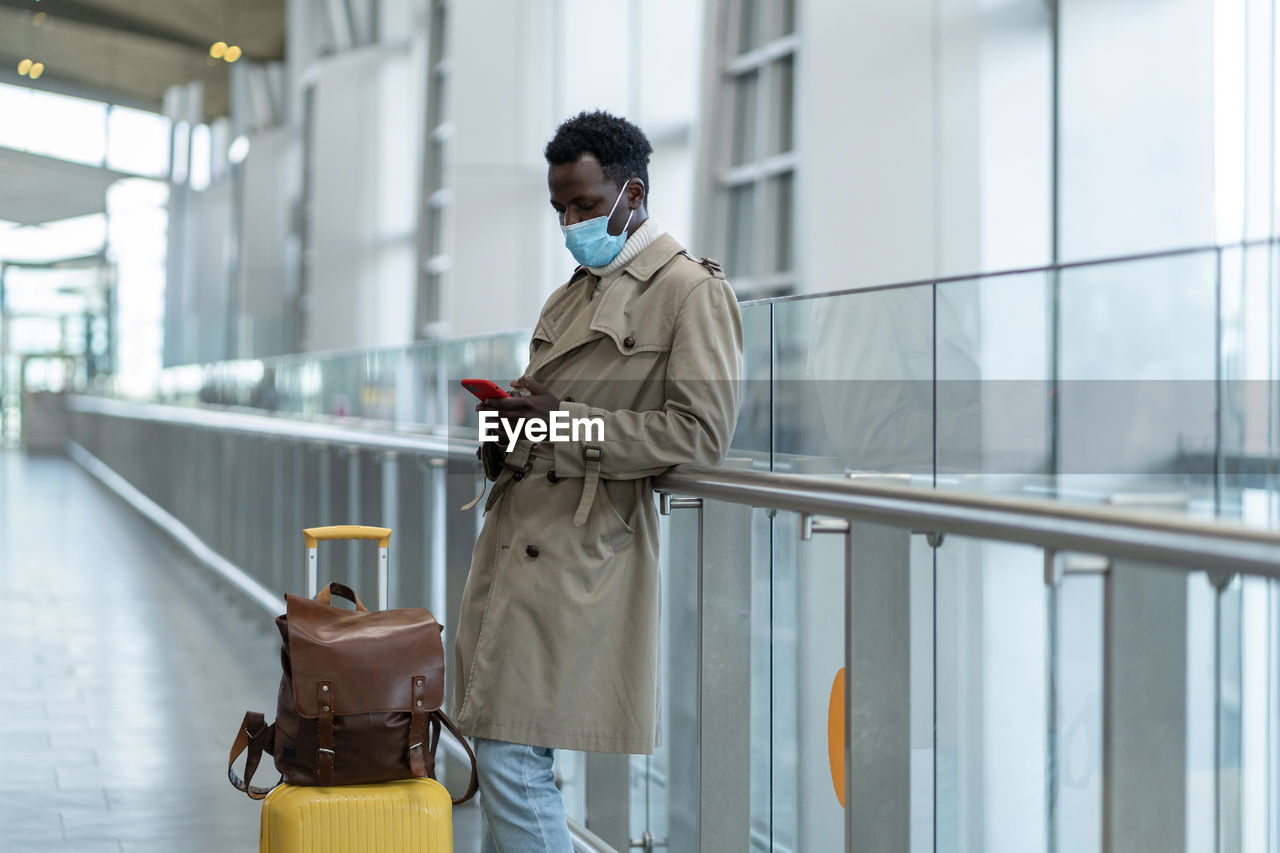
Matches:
[627,178,646,209]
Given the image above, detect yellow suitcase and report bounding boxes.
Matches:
[260,777,453,852]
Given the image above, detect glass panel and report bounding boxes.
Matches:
[731,71,760,167]
[1186,572,1217,849]
[190,124,212,191]
[773,286,935,474]
[1052,571,1103,853]
[0,214,107,263]
[733,303,772,460]
[772,172,793,273]
[737,0,760,54]
[1058,0,1216,259]
[770,56,795,156]
[781,0,796,36]
[749,507,772,851]
[107,106,171,177]
[935,536,1047,852]
[1216,577,1243,851]
[1220,244,1277,523]
[1056,251,1218,503]
[728,183,756,279]
[936,271,1051,489]
[0,83,107,165]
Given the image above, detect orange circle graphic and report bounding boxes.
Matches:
[828,667,846,808]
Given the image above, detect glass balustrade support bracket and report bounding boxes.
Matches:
[910,529,945,548]
[628,830,668,851]
[1045,549,1062,586]
[1207,570,1237,592]
[658,492,703,515]
[799,512,850,539]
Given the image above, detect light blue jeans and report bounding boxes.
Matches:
[474,736,573,853]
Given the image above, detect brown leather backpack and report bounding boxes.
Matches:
[227,582,478,803]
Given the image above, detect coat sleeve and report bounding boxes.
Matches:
[552,276,743,480]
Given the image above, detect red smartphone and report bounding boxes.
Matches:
[461,379,510,401]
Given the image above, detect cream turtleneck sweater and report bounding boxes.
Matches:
[587,218,658,296]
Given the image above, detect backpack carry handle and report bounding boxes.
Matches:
[315,582,369,612]
[303,526,392,609]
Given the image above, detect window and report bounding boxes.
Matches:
[703,0,798,295]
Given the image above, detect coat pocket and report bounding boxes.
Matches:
[593,478,635,552]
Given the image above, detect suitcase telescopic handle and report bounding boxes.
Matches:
[303,526,392,610]
[303,525,391,547]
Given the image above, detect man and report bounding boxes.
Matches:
[451,110,743,851]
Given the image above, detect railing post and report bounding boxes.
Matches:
[584,753,630,850]
[698,496,753,853]
[1103,559,1187,853]
[664,496,702,852]
[844,520,912,851]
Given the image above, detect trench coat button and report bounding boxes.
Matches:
[623,336,636,349]
[525,544,539,558]
[547,470,561,484]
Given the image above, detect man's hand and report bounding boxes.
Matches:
[484,375,561,431]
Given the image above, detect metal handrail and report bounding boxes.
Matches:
[654,464,1280,576]
[66,394,476,460]
[69,394,1280,577]
[737,236,1278,306]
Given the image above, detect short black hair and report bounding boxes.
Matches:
[545,110,653,200]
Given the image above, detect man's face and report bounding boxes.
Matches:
[548,154,631,236]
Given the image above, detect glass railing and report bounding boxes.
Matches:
[96,240,1280,527]
[58,238,1280,852]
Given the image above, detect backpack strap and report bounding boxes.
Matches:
[408,675,431,778]
[431,709,480,805]
[227,710,281,800]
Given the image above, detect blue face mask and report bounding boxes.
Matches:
[561,179,637,268]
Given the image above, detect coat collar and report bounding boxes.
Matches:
[618,232,684,282]
[533,232,686,371]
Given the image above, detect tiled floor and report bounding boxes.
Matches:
[1,452,483,852]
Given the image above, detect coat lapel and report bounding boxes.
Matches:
[533,234,686,373]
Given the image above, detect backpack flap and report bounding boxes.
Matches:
[284,593,446,718]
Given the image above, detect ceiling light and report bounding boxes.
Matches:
[225,45,242,62]
[17,58,32,75]
[29,62,44,80]
[210,41,227,59]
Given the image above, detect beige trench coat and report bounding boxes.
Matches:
[451,232,743,754]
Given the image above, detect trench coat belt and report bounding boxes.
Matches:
[504,438,600,527]
[462,439,550,512]
[572,444,603,527]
